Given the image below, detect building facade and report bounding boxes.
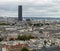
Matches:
[18,5,22,21]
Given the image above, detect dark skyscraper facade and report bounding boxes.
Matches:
[18,5,22,21]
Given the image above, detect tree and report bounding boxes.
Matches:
[21,47,29,51]
[44,40,47,46]
[45,23,49,25]
[17,35,35,41]
[17,35,27,41]
[0,38,3,41]
[9,38,14,41]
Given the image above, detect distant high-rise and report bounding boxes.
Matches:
[18,5,22,21]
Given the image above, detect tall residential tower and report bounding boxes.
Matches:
[18,5,22,21]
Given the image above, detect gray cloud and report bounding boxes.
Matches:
[0,0,60,17]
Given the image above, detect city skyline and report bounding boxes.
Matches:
[0,0,60,18]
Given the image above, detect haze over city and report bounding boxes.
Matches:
[0,0,60,17]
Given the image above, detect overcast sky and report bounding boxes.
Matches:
[0,0,60,17]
